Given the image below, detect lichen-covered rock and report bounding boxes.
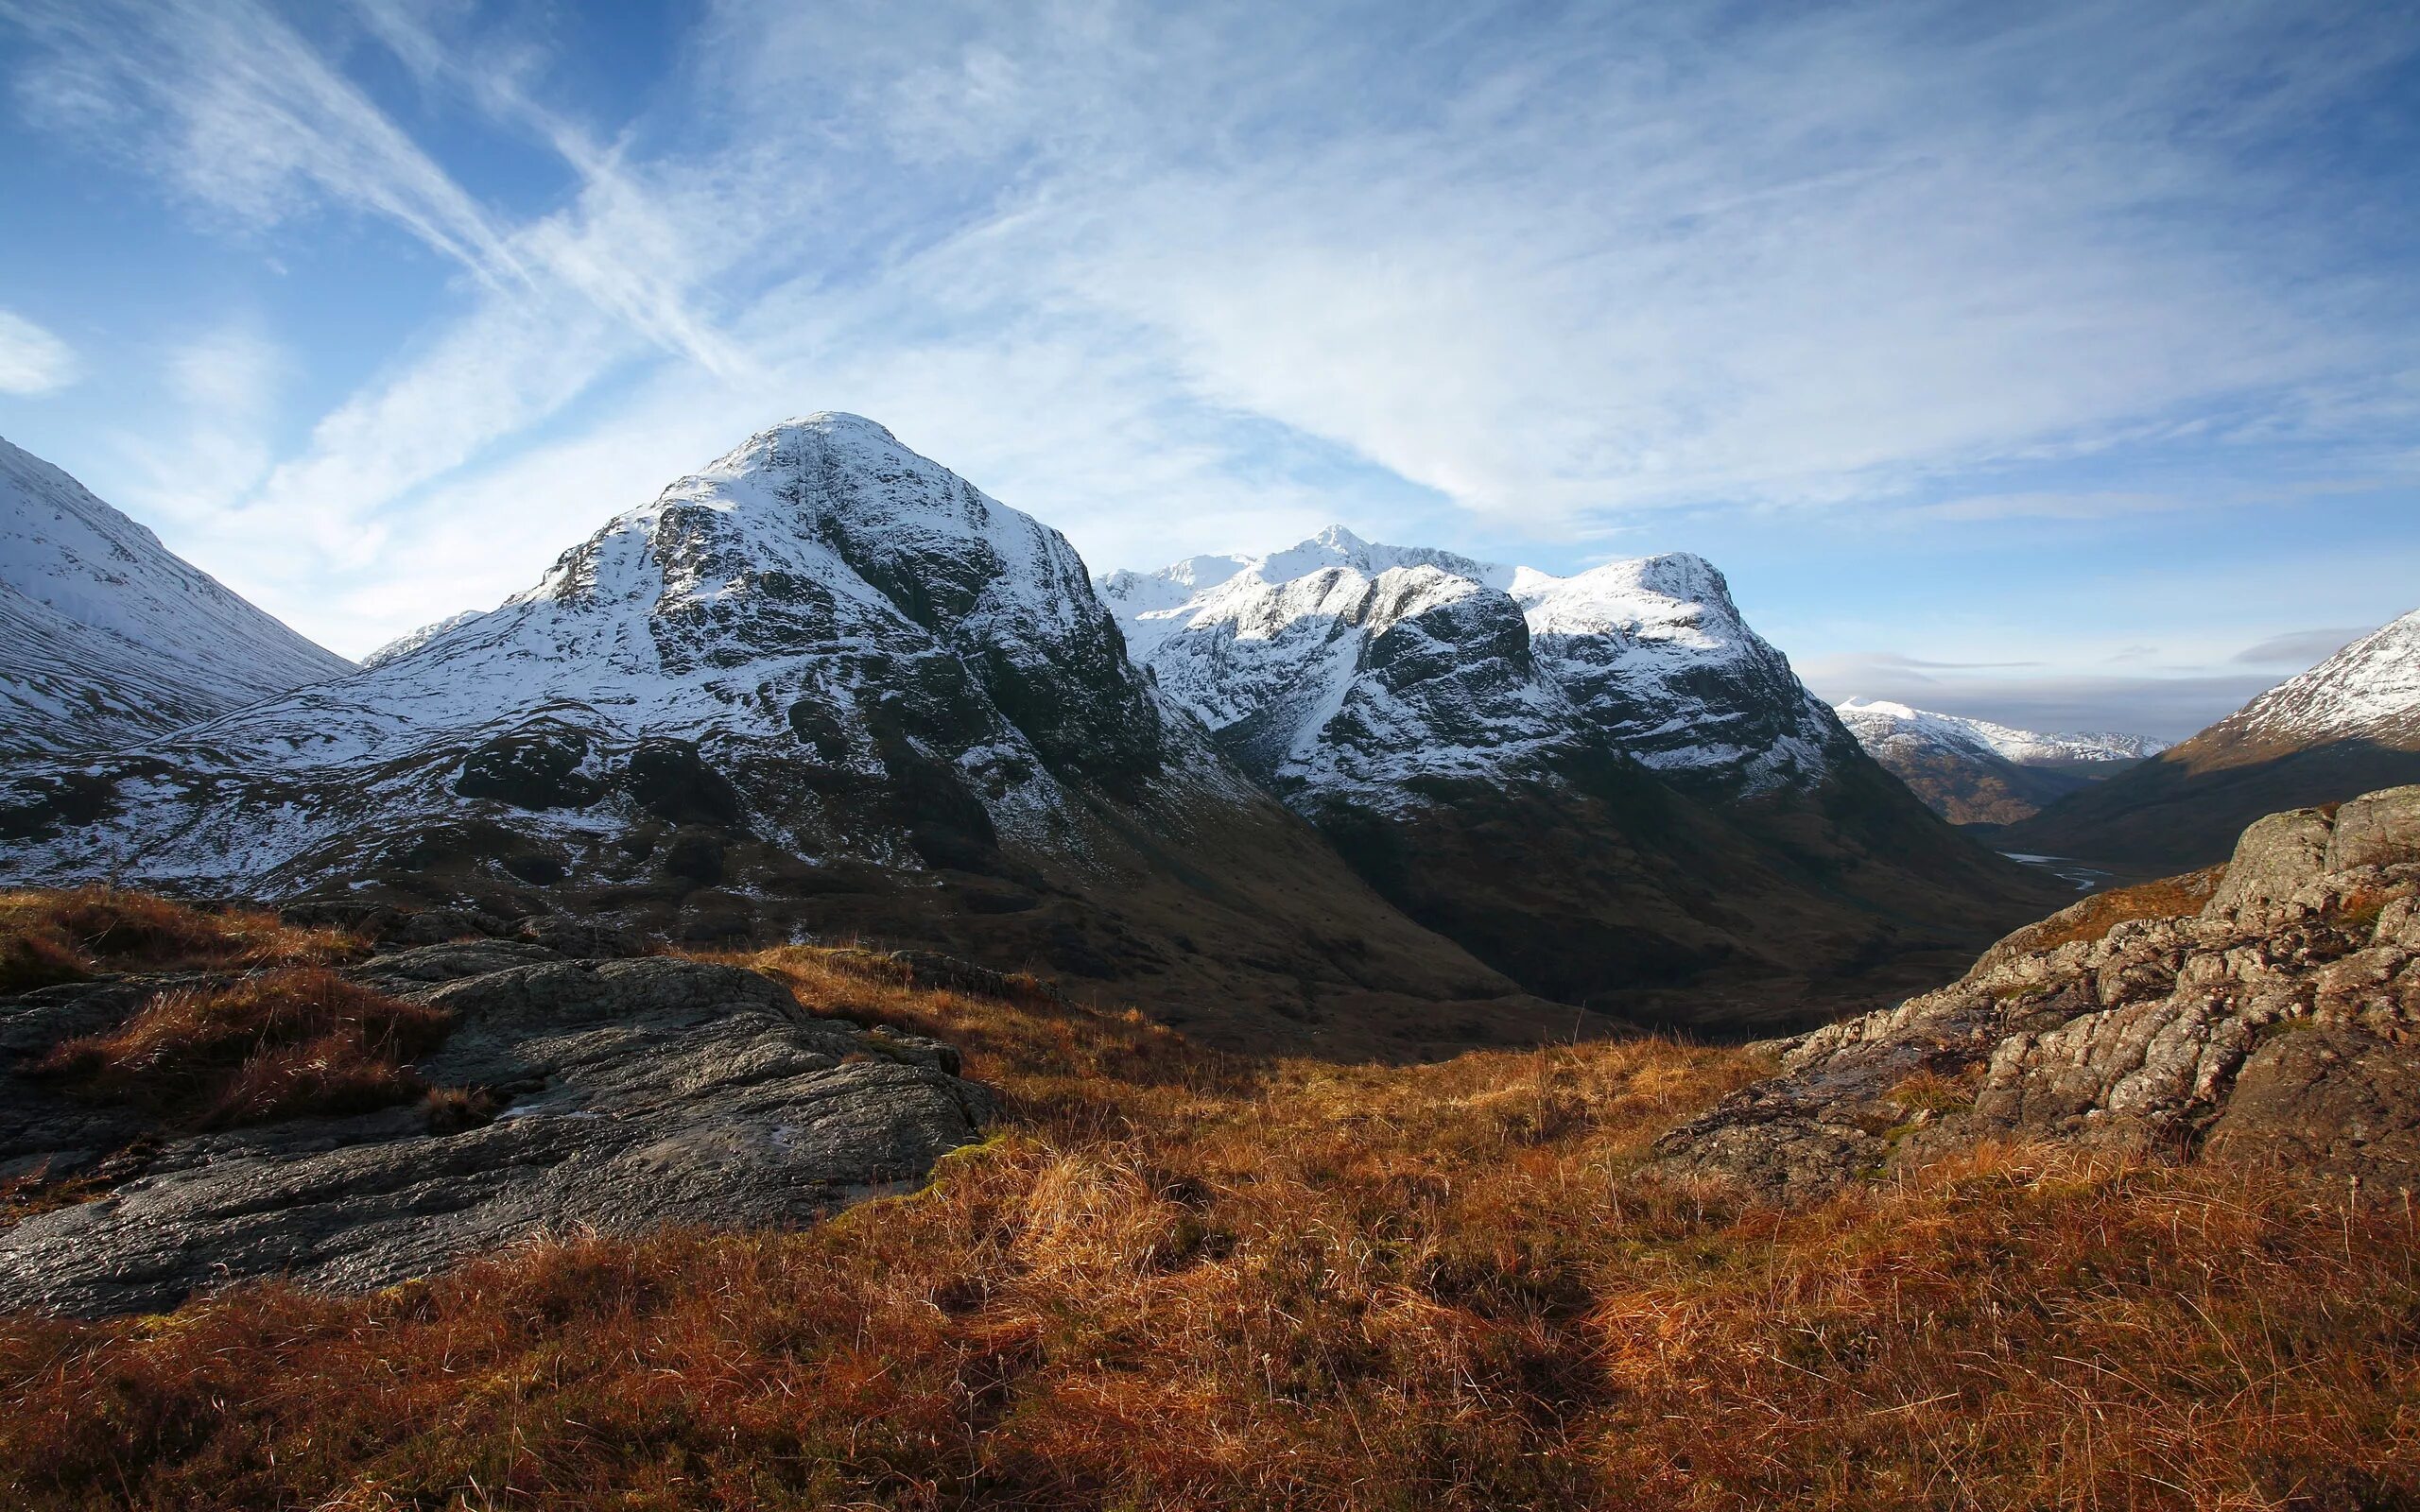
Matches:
[1656,785,2420,1202]
[0,946,992,1316]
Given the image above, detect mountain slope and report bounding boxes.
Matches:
[0,438,352,754]
[0,418,1556,1054]
[2003,610,2420,869]
[1105,528,2062,1026]
[1834,698,2165,825]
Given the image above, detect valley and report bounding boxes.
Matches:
[2002,611,2420,870]
[1833,697,2165,826]
[4,421,2419,1508]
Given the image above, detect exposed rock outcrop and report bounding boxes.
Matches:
[1657,785,2420,1200]
[0,940,994,1316]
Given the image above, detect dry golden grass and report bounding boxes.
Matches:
[0,886,362,992]
[2018,865,2227,954]
[32,967,452,1129]
[0,938,2413,1509]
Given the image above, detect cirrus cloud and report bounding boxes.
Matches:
[0,309,78,395]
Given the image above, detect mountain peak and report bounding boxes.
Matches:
[683,413,914,491]
[1107,525,1840,800]
[1,417,1183,881]
[1834,698,2167,765]
[761,411,899,444]
[1839,696,1921,721]
[1834,697,2169,825]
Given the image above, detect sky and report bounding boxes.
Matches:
[0,0,2415,741]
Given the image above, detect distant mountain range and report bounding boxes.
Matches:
[2001,610,2420,870]
[0,437,351,754]
[1833,698,2166,825]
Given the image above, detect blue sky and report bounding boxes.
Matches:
[1,0,2415,739]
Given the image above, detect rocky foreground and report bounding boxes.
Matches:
[0,920,992,1316]
[1659,784,2420,1198]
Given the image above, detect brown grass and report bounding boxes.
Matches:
[2329,882,2399,935]
[0,938,2414,1508]
[0,886,363,993]
[32,968,453,1129]
[2020,865,2226,953]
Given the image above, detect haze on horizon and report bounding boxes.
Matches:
[1,0,2415,742]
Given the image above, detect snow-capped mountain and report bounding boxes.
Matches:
[2003,608,2420,868]
[1835,699,2165,769]
[1102,525,1837,803]
[1833,698,2165,826]
[2225,610,2420,747]
[0,417,1546,1053]
[5,414,1161,878]
[0,437,351,754]
[1101,527,2058,1020]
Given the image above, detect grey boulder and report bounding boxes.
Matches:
[0,949,992,1316]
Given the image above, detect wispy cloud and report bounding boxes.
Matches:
[2231,626,2372,667]
[1,0,775,633]
[4,0,521,281]
[5,0,2418,664]
[1911,492,2203,524]
[1818,652,2048,675]
[776,0,2411,526]
[128,319,287,519]
[0,308,78,394]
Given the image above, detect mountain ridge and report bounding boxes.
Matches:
[1104,525,2064,1024]
[0,436,353,755]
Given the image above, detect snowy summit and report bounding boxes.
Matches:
[1101,525,1841,807]
[1834,699,2167,769]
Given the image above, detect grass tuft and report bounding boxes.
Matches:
[2017,865,2225,953]
[0,886,362,993]
[33,968,452,1129]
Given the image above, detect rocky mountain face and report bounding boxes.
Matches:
[0,437,352,755]
[1834,698,2165,826]
[1658,784,2420,1201]
[1106,529,1836,801]
[1104,528,2063,1025]
[2003,610,2420,869]
[0,418,1556,1055]
[0,933,994,1317]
